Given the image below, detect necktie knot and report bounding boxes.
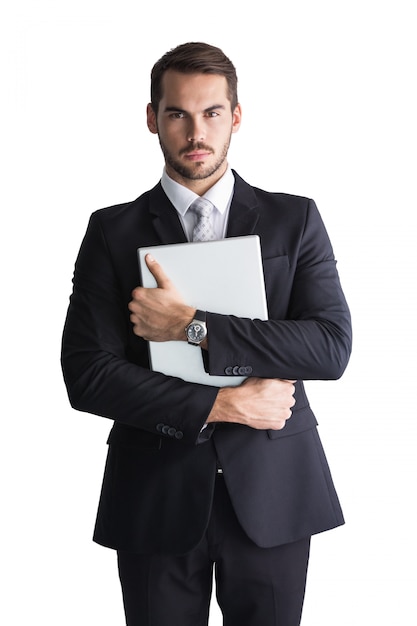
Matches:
[190,197,216,242]
[190,197,214,219]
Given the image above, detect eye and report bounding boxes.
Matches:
[169,112,186,119]
[206,111,220,118]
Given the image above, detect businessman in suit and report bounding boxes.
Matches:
[61,42,352,626]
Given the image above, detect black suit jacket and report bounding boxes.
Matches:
[61,171,352,554]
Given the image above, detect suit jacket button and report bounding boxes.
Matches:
[244,366,253,375]
[238,366,247,375]
[162,425,170,435]
[168,427,176,437]
[174,431,184,440]
[156,423,164,433]
[225,366,233,375]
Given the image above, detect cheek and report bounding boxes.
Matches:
[160,125,185,145]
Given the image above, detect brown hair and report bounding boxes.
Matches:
[150,42,238,115]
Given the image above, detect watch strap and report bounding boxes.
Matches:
[193,310,206,323]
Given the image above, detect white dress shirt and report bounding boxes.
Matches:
[161,167,235,241]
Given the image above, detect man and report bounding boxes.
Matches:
[61,42,352,626]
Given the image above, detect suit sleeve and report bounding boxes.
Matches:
[205,199,352,381]
[61,212,218,444]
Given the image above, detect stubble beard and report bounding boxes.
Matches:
[158,136,231,181]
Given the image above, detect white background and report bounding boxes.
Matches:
[2,1,416,624]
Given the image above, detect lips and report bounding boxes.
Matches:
[180,144,213,160]
[184,151,212,161]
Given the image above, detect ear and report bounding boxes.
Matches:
[231,103,242,134]
[146,103,158,134]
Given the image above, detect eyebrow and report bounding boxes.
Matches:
[163,104,226,114]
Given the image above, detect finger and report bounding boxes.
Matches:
[145,254,171,289]
[130,286,145,302]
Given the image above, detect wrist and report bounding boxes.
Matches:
[206,387,236,424]
[171,306,196,341]
[185,309,208,346]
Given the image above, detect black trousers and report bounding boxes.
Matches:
[117,475,310,626]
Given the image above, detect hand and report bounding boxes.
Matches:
[128,254,195,342]
[207,377,296,430]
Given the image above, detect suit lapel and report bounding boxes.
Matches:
[226,171,260,237]
[149,183,188,244]
[147,172,260,243]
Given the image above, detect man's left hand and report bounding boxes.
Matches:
[128,254,195,342]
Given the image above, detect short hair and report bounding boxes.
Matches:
[150,42,238,115]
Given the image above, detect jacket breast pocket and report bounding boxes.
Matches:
[263,255,290,271]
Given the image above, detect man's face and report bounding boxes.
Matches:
[147,71,241,191]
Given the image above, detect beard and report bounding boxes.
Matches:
[158,137,231,181]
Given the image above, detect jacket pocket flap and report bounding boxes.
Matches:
[267,406,318,439]
[107,424,162,450]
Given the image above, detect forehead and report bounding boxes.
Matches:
[160,70,230,109]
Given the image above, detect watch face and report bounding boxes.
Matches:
[187,323,206,342]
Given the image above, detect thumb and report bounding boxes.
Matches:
[145,254,171,289]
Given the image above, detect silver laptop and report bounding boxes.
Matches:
[138,235,268,386]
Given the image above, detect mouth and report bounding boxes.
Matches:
[184,150,213,162]
[180,144,213,162]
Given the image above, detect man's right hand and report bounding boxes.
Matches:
[207,377,296,431]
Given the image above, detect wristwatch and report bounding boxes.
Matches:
[185,310,207,346]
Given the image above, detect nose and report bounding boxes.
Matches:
[187,116,205,143]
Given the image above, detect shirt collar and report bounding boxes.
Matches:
[161,167,234,218]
